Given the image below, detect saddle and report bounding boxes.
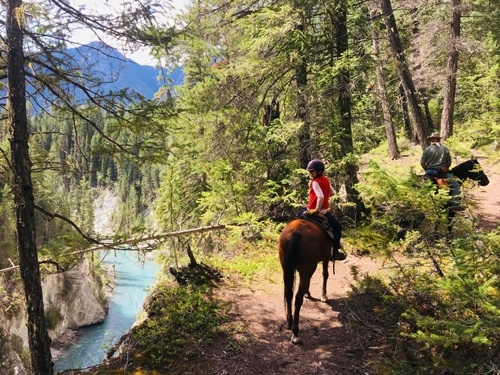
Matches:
[299,213,335,241]
[425,168,449,188]
[427,175,449,188]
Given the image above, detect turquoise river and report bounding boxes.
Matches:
[53,250,159,372]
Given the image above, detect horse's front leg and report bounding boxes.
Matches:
[321,259,329,302]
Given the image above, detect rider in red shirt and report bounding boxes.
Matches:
[304,159,346,261]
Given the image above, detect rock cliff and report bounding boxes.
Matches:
[0,257,110,374]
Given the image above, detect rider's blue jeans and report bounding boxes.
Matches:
[425,169,461,205]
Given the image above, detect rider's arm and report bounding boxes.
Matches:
[420,148,428,170]
[311,180,324,209]
[445,148,452,168]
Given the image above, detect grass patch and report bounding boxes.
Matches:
[208,238,281,287]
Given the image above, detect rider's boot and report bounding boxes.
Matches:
[332,246,347,261]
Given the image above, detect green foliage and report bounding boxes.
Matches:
[0,185,17,268]
[386,232,499,373]
[344,229,500,374]
[29,102,168,243]
[410,234,499,332]
[153,153,207,233]
[350,146,500,371]
[45,304,63,330]
[38,235,86,271]
[257,176,303,213]
[353,235,499,374]
[454,33,500,146]
[198,159,248,224]
[210,222,281,285]
[132,283,224,366]
[0,286,24,318]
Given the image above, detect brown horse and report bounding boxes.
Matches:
[278,218,332,344]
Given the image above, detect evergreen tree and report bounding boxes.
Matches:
[379,0,429,149]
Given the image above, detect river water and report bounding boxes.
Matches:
[53,250,159,372]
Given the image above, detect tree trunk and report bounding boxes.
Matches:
[440,0,461,140]
[295,4,312,169]
[297,68,311,169]
[409,8,434,133]
[263,97,287,187]
[6,1,54,374]
[399,84,413,140]
[332,3,365,215]
[379,0,430,149]
[370,9,400,160]
[419,88,435,131]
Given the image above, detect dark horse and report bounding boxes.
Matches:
[278,218,331,344]
[424,159,489,227]
[424,158,489,200]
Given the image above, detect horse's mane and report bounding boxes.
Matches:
[450,159,476,179]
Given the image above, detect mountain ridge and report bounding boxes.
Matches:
[67,41,184,99]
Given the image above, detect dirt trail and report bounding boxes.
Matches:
[190,153,500,375]
[204,255,391,375]
[468,153,500,230]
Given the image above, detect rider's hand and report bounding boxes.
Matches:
[306,208,318,215]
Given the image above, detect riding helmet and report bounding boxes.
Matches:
[306,159,325,173]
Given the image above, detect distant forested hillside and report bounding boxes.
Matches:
[64,41,184,100]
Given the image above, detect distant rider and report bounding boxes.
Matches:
[420,132,460,202]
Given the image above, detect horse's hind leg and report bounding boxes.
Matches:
[284,284,293,330]
[291,275,311,344]
[321,260,329,302]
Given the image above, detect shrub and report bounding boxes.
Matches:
[132,283,224,366]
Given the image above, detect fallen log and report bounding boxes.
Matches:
[0,224,226,274]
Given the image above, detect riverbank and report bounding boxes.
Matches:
[51,261,116,363]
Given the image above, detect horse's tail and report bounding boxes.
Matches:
[284,231,301,306]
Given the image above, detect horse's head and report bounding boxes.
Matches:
[467,159,490,186]
[451,159,490,186]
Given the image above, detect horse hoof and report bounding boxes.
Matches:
[291,335,301,345]
[321,295,328,302]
